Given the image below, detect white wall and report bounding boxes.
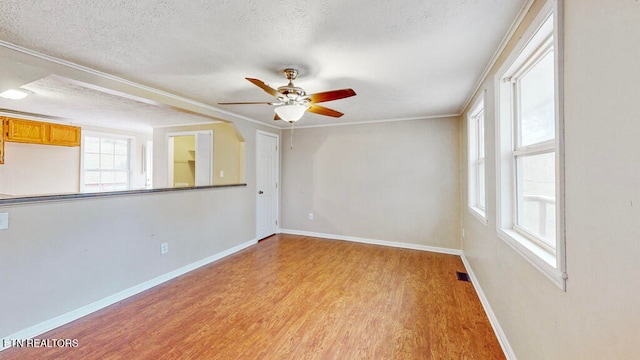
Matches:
[460,1,640,358]
[0,118,279,338]
[0,142,80,196]
[281,118,460,250]
[0,123,152,197]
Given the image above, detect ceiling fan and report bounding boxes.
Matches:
[218,69,356,123]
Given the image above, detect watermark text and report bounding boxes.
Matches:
[2,338,79,348]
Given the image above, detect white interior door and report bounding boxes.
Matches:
[195,132,212,186]
[256,131,279,240]
[144,140,153,188]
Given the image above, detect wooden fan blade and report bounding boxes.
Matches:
[307,105,344,118]
[218,101,274,105]
[306,88,356,104]
[246,78,280,98]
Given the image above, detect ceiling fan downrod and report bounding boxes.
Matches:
[284,68,298,82]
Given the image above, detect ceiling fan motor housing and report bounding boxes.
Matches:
[278,85,306,100]
[278,68,306,101]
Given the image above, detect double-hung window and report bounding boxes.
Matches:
[496,0,566,289]
[82,133,132,192]
[468,96,487,223]
[513,41,556,251]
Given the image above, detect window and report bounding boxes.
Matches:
[82,133,132,192]
[514,44,556,250]
[468,94,487,223]
[496,1,566,289]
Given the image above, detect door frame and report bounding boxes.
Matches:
[256,130,280,240]
[166,130,214,187]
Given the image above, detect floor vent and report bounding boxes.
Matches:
[456,271,471,282]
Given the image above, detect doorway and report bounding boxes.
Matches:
[166,131,213,187]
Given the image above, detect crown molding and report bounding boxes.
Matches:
[459,0,537,115]
[0,40,281,130]
[287,113,461,130]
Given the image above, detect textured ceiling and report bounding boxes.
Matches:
[0,0,527,129]
[0,75,220,132]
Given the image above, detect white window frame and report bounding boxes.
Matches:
[81,131,134,192]
[495,0,566,290]
[467,91,487,224]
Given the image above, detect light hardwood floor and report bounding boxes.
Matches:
[1,234,505,359]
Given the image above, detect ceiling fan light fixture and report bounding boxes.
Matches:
[274,103,307,122]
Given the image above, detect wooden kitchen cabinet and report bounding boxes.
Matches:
[4,117,48,144]
[0,117,81,163]
[2,117,81,147]
[48,122,81,146]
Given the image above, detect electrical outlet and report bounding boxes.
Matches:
[220,170,224,178]
[308,213,314,220]
[161,242,169,255]
[0,213,8,230]
[462,228,465,238]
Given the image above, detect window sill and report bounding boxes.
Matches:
[468,206,488,226]
[497,227,567,290]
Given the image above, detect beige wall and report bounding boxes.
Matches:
[281,118,460,250]
[212,123,246,186]
[0,118,278,337]
[460,1,640,358]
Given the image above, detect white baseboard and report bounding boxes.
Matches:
[460,254,516,360]
[1,238,257,351]
[278,228,462,256]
